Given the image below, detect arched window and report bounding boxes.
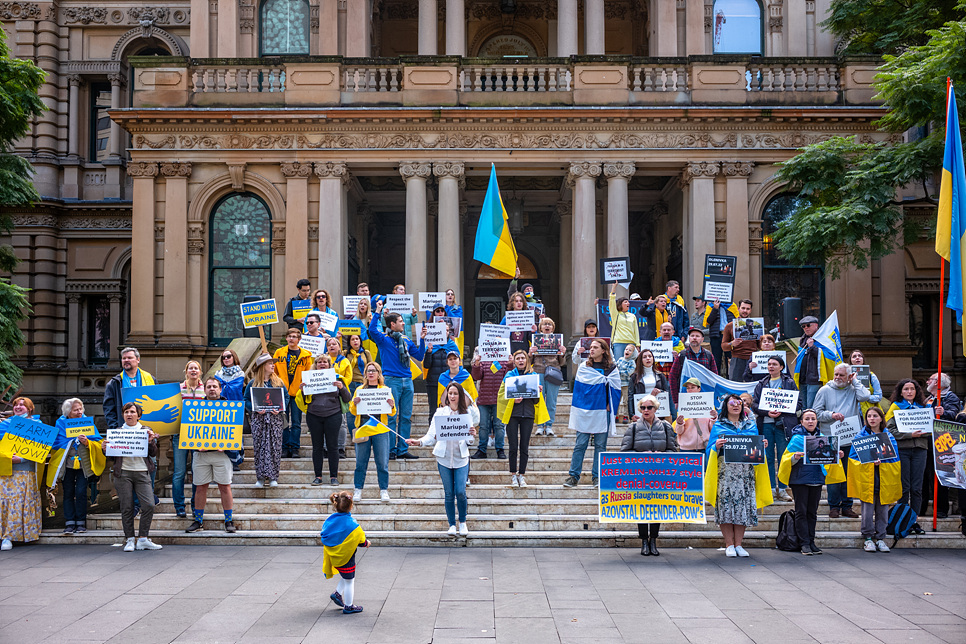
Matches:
[208,193,273,346]
[761,193,824,329]
[713,0,763,55]
[260,0,310,55]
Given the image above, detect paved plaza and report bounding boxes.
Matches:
[0,544,964,644]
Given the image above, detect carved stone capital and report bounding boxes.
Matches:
[603,161,636,180]
[154,225,164,241]
[459,201,468,225]
[554,201,571,219]
[568,161,602,184]
[357,201,373,226]
[108,72,127,88]
[748,222,764,254]
[227,163,246,190]
[281,161,312,178]
[314,161,348,181]
[160,161,192,178]
[108,294,124,304]
[680,161,720,185]
[428,202,438,218]
[272,224,285,254]
[769,16,783,33]
[187,239,205,255]
[721,161,754,177]
[66,293,82,304]
[127,162,159,178]
[66,74,82,87]
[399,162,432,180]
[433,161,465,179]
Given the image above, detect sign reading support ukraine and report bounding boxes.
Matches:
[179,399,244,450]
[598,452,706,524]
[240,298,278,328]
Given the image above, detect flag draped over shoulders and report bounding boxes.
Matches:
[569,363,621,434]
[777,433,845,487]
[320,512,367,579]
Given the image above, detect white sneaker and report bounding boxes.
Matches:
[459,522,468,536]
[735,546,749,557]
[510,474,519,488]
[136,537,162,551]
[876,539,891,553]
[380,489,390,502]
[778,489,792,502]
[353,488,363,502]
[0,538,11,551]
[447,525,457,536]
[122,537,135,552]
[725,545,737,557]
[269,480,278,487]
[863,539,877,552]
[535,427,545,436]
[545,428,555,436]
[518,475,528,488]
[254,479,264,488]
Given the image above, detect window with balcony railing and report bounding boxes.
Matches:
[713,0,763,55]
[260,0,310,55]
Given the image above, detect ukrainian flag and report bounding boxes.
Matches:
[937,83,966,337]
[473,164,518,277]
[793,310,843,386]
[321,512,367,579]
[122,382,183,436]
[354,417,391,441]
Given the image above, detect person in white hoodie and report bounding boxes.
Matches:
[408,382,480,536]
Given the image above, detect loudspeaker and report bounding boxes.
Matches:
[778,297,802,340]
[242,295,263,339]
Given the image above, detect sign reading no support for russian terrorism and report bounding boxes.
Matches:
[178,399,244,450]
[598,452,706,524]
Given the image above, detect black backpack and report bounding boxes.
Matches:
[775,509,800,551]
[887,503,917,546]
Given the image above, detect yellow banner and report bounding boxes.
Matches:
[0,435,53,464]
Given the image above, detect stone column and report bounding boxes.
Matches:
[682,162,719,300]
[685,0,705,54]
[584,0,605,55]
[557,0,578,56]
[786,0,807,55]
[748,220,763,308]
[108,73,125,160]
[400,162,431,294]
[569,162,601,338]
[218,0,239,57]
[434,162,464,297]
[187,221,205,345]
[316,162,349,301]
[190,0,211,57]
[556,201,574,338]
[445,0,465,56]
[722,162,754,301]
[604,162,635,295]
[346,0,371,56]
[282,162,313,299]
[127,162,159,341]
[67,75,81,159]
[159,162,192,343]
[320,0,339,54]
[418,0,437,55]
[66,293,81,367]
[650,0,678,56]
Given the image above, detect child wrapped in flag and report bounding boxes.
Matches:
[321,490,369,614]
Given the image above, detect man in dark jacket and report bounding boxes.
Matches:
[750,354,802,502]
[282,278,312,329]
[103,347,156,430]
[795,315,822,408]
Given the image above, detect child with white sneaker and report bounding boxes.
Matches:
[322,490,369,614]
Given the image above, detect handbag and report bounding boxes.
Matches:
[544,365,564,386]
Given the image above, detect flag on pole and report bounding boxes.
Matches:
[353,417,391,442]
[793,310,843,386]
[936,83,966,330]
[473,164,518,277]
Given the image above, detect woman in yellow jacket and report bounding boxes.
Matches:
[848,406,901,552]
[349,362,396,502]
[608,282,640,360]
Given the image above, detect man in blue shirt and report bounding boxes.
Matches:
[369,300,427,459]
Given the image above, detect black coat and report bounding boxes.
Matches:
[750,373,802,439]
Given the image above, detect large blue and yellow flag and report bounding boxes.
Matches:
[937,83,966,335]
[121,382,183,436]
[473,164,518,277]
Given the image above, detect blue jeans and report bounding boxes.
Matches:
[804,384,821,409]
[346,382,361,434]
[761,422,789,490]
[283,394,303,451]
[438,462,469,526]
[569,431,608,481]
[539,375,561,428]
[827,456,853,510]
[385,376,414,455]
[172,443,188,513]
[477,404,505,453]
[354,430,390,490]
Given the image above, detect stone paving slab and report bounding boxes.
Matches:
[0,545,964,644]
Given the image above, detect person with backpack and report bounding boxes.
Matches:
[778,409,846,555]
[884,378,929,535]
[849,406,902,552]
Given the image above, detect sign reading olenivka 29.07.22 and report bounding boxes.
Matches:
[598,452,706,524]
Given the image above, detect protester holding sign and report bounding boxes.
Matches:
[643,295,675,342]
[673,378,717,451]
[385,284,419,340]
[214,349,246,401]
[571,319,612,364]
[245,353,286,488]
[721,300,760,381]
[273,329,314,459]
[925,372,961,518]
[104,402,162,552]
[470,350,509,460]
[185,379,240,534]
[565,340,621,488]
[669,328,718,405]
[796,316,823,407]
[707,394,772,557]
[741,334,786,382]
[629,349,672,423]
[437,349,478,407]
[297,354,352,486]
[499,351,550,488]
[49,398,104,534]
[343,335,372,434]
[306,289,339,335]
[530,317,566,436]
[750,355,801,502]
[0,398,43,550]
[813,363,871,519]
[282,278,312,329]
[615,344,638,424]
[503,291,537,353]
[848,406,901,551]
[103,347,156,432]
[608,282,641,360]
[779,410,846,555]
[350,363,396,502]
[172,360,206,519]
[422,306,452,399]
[885,378,930,535]
[324,337,354,458]
[408,382,479,536]
[849,350,883,413]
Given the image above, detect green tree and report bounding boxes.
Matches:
[0,26,46,390]
[771,1,966,278]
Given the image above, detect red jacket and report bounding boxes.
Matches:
[471,360,510,406]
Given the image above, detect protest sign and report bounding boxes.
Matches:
[504,374,541,400]
[240,298,278,328]
[853,433,896,464]
[299,334,326,356]
[64,416,99,438]
[385,294,414,313]
[343,295,365,317]
[595,299,648,343]
[436,414,472,441]
[527,302,545,317]
[317,311,339,334]
[632,392,670,418]
[599,452,706,524]
[932,419,966,490]
[532,333,563,355]
[441,316,462,341]
[505,310,535,332]
[415,322,448,344]
[302,369,337,395]
[418,292,446,310]
[703,254,737,302]
[251,387,285,413]
[804,434,839,465]
[641,340,673,363]
[479,323,511,342]
[179,399,244,450]
[849,365,871,389]
[722,435,765,464]
[105,427,150,458]
[577,337,611,361]
[599,256,631,284]
[336,320,364,338]
[0,416,58,463]
[892,408,934,435]
[291,299,312,320]
[750,351,786,374]
[122,382,183,436]
[478,337,511,362]
[734,317,765,340]
[355,388,393,415]
[758,388,799,413]
[829,415,862,446]
[677,392,715,418]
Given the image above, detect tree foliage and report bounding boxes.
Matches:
[772,1,966,278]
[0,25,45,389]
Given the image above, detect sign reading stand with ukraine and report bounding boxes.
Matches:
[598,452,706,524]
[240,298,279,329]
[179,399,244,450]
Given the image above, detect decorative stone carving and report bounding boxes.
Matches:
[59,216,132,229]
[108,73,127,88]
[459,201,468,225]
[272,225,285,253]
[64,7,107,24]
[155,225,165,241]
[127,162,159,177]
[357,201,373,226]
[308,225,319,240]
[239,0,254,33]
[567,161,602,185]
[281,161,312,178]
[433,161,464,179]
[715,224,726,243]
[427,202,438,218]
[0,3,41,20]
[11,214,57,227]
[66,293,82,304]
[227,163,246,190]
[748,222,763,254]
[160,162,192,177]
[398,162,431,179]
[187,223,206,255]
[66,74,82,87]
[128,7,172,23]
[680,162,720,185]
[310,4,319,32]
[721,161,754,177]
[314,161,348,181]
[135,135,177,149]
[769,16,783,32]
[603,161,636,180]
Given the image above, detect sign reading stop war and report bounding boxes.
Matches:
[599,256,630,284]
[758,388,799,414]
[892,408,934,435]
[436,414,472,441]
[240,298,278,328]
[64,416,99,438]
[678,392,715,418]
[703,254,737,302]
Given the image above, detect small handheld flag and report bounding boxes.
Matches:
[473,164,518,277]
[352,417,391,443]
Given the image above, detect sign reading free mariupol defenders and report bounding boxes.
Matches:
[178,399,244,450]
[598,452,706,524]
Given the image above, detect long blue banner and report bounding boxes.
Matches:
[598,452,706,524]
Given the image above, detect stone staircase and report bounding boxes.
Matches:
[41,392,966,548]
